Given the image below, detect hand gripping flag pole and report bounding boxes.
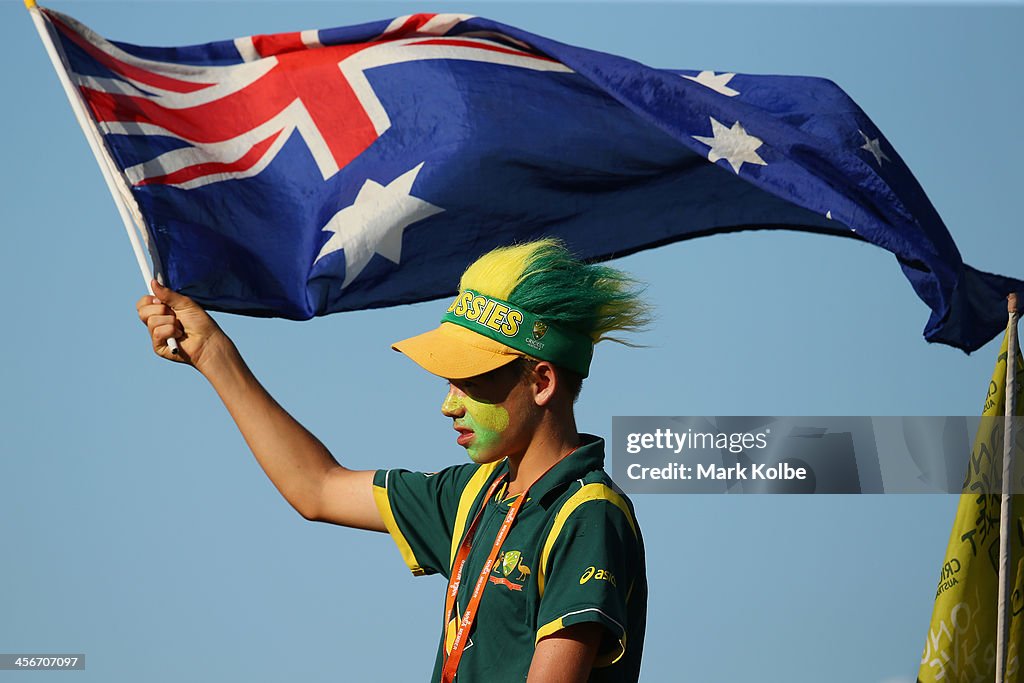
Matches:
[25,0,179,354]
[997,292,1021,683]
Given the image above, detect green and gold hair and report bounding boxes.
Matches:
[458,238,652,349]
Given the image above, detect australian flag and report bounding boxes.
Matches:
[37,7,1023,352]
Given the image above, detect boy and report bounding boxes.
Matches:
[137,239,649,681]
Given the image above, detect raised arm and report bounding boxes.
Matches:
[136,280,385,531]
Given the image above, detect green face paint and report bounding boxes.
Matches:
[462,397,510,462]
[444,392,510,462]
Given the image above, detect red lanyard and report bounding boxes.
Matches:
[441,472,524,683]
[441,449,577,683]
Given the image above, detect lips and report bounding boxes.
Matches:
[454,425,474,446]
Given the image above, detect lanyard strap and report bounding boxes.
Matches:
[443,473,506,634]
[441,449,578,683]
[441,473,525,683]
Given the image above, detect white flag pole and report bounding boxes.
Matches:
[997,291,1020,683]
[26,0,179,354]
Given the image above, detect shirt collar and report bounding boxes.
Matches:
[527,433,606,503]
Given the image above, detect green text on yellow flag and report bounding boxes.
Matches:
[919,323,1024,682]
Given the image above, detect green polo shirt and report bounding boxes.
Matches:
[372,435,646,682]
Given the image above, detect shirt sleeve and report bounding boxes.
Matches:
[534,485,642,668]
[372,463,494,578]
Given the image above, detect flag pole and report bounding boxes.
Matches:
[25,0,179,354]
[996,291,1020,683]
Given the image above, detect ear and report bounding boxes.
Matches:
[530,361,559,407]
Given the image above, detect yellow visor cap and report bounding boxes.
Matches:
[392,322,526,379]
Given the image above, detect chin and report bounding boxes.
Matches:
[466,447,506,465]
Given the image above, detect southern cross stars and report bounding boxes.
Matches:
[682,71,740,97]
[314,163,443,288]
[859,130,890,166]
[692,117,767,174]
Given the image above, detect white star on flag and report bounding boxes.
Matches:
[692,117,767,174]
[859,130,890,166]
[682,71,739,97]
[314,162,443,288]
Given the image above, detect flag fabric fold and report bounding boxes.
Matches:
[918,323,1024,682]
[36,7,1022,351]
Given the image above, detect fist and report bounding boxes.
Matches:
[136,279,225,369]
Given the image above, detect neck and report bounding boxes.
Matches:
[505,415,580,497]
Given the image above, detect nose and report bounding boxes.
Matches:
[441,384,466,418]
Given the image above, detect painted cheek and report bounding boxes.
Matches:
[464,398,510,433]
[462,398,510,461]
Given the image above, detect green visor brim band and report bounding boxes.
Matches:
[442,289,594,378]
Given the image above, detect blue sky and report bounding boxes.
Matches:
[2,1,1022,681]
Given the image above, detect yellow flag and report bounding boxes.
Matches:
[919,322,1024,683]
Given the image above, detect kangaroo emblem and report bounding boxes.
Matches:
[499,550,531,582]
[489,550,531,591]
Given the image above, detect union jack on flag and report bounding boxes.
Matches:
[34,6,1023,352]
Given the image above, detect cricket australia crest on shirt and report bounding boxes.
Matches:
[489,550,531,591]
